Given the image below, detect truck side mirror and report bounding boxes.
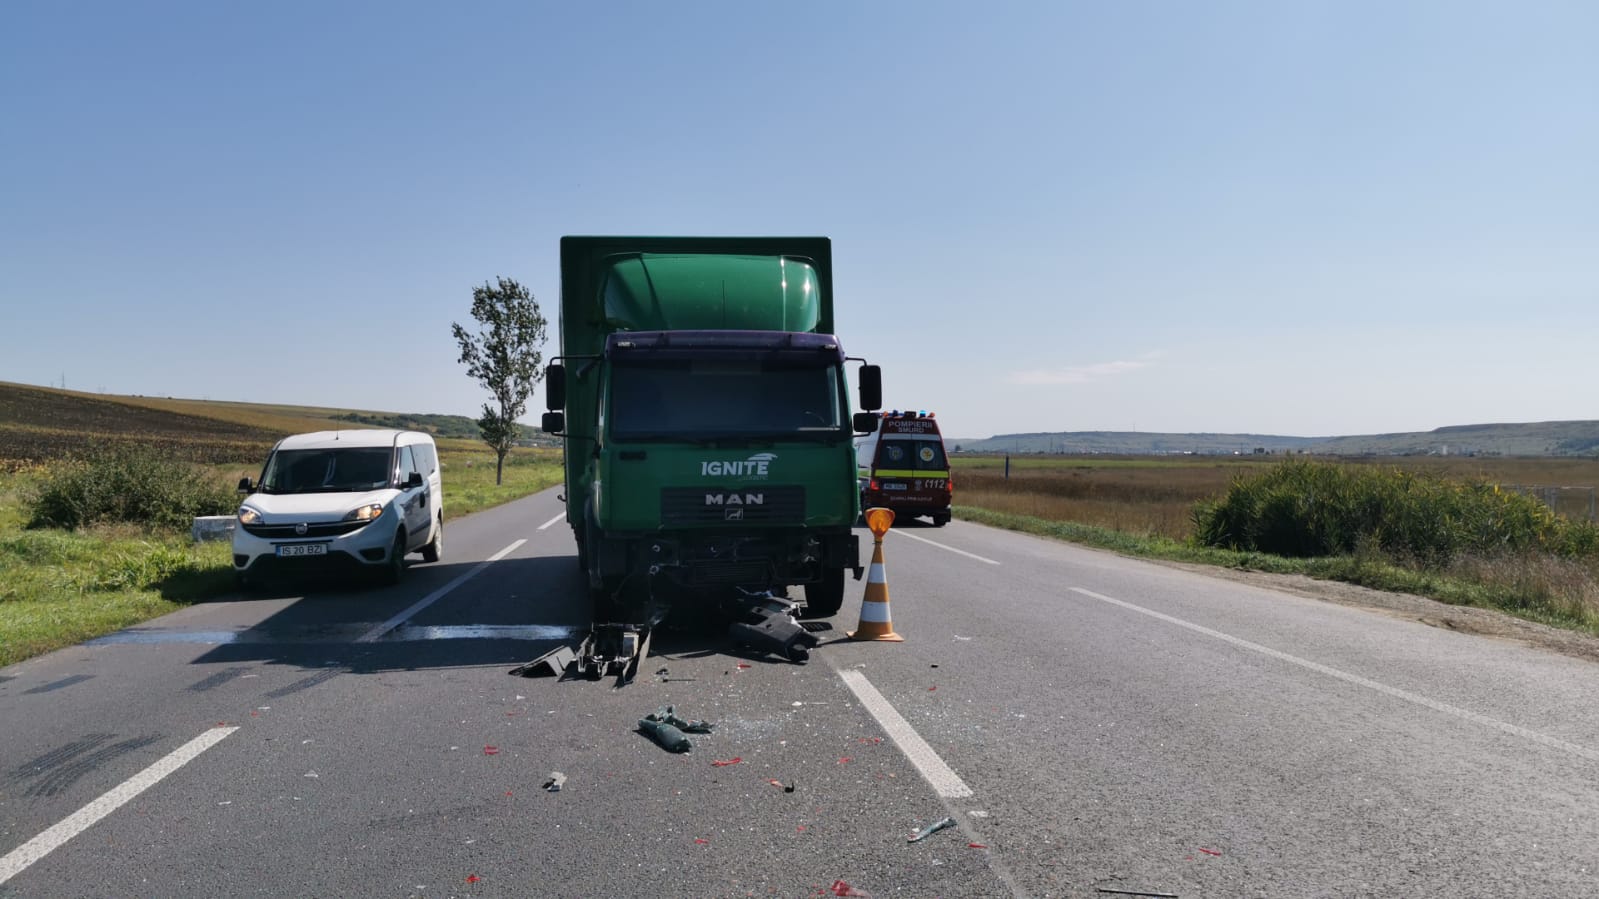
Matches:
[852,412,880,434]
[858,364,882,412]
[545,363,566,410]
[542,411,566,434]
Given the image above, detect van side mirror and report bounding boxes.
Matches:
[545,363,566,410]
[405,471,424,489]
[542,411,566,434]
[852,412,880,433]
[237,477,253,494]
[858,364,882,412]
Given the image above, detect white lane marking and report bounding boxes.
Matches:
[1070,587,1599,763]
[356,539,526,643]
[537,514,565,531]
[890,529,1000,565]
[386,624,585,641]
[838,669,974,798]
[0,726,238,886]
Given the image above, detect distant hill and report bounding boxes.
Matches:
[951,421,1599,457]
[0,381,549,466]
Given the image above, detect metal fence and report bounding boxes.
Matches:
[1503,485,1599,522]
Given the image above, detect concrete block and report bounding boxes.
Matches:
[192,515,236,543]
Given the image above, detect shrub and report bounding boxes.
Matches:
[1192,460,1596,563]
[26,444,239,531]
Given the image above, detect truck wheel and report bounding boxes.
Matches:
[800,568,846,619]
[421,516,443,563]
[933,512,950,527]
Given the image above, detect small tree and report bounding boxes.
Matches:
[452,277,547,485]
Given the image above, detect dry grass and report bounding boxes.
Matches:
[953,454,1599,542]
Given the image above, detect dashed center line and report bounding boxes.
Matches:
[356,539,526,643]
[838,669,973,798]
[537,513,565,531]
[891,529,1000,565]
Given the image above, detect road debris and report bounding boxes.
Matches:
[483,746,499,756]
[1095,889,1178,898]
[542,772,566,792]
[830,880,871,897]
[710,757,743,767]
[638,717,693,753]
[907,816,958,843]
[1198,848,1221,856]
[646,705,714,734]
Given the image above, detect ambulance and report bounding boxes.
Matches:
[854,411,952,527]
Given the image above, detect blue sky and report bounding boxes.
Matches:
[2,1,1594,440]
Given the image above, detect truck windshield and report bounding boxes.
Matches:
[609,359,843,440]
[260,447,393,493]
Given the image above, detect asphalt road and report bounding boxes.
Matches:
[3,489,1599,898]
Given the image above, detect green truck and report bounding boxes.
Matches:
[541,236,882,627]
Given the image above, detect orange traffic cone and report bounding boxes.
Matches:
[850,508,903,642]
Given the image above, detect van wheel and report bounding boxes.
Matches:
[421,516,443,563]
[382,531,406,585]
[800,568,846,619]
[933,512,950,527]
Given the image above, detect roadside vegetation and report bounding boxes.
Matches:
[0,443,561,668]
[955,455,1599,635]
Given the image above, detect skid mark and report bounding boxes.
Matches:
[22,675,94,695]
[264,667,341,698]
[10,734,166,798]
[186,666,254,693]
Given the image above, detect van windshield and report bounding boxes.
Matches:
[876,438,947,471]
[609,359,844,440]
[260,448,394,493]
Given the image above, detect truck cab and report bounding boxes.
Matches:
[855,411,953,527]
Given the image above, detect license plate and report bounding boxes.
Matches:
[277,544,327,557]
[881,483,908,491]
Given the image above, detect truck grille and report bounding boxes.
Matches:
[660,486,806,525]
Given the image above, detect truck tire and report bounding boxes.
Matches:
[800,568,846,619]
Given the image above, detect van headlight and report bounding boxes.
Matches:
[238,506,262,526]
[345,503,385,522]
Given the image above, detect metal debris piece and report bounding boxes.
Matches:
[646,705,714,733]
[509,645,576,678]
[727,590,820,663]
[542,772,566,792]
[907,816,958,843]
[638,717,692,753]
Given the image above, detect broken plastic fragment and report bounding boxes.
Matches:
[483,746,499,755]
[646,705,714,734]
[1198,847,1221,856]
[465,874,481,883]
[543,772,566,792]
[830,880,870,897]
[694,838,710,845]
[638,717,692,752]
[908,816,958,843]
[837,757,852,765]
[710,757,742,767]
[967,843,988,849]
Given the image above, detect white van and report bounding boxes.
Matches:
[232,429,443,589]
